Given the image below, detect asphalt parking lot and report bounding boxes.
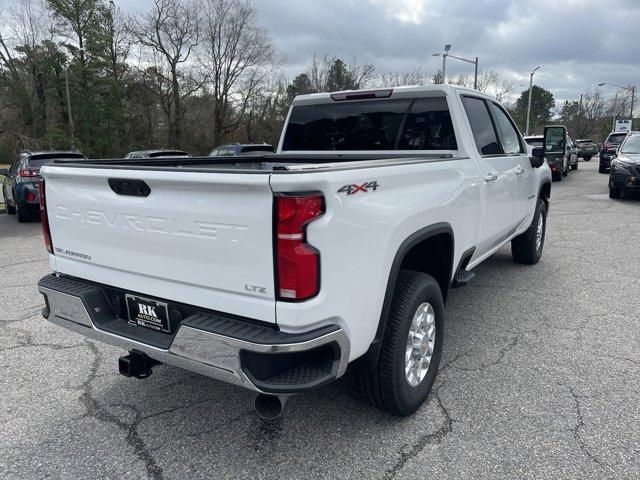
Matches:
[1,159,639,480]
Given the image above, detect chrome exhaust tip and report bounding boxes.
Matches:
[254,394,288,420]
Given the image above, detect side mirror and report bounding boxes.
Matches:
[0,168,8,177]
[543,125,567,156]
[530,147,545,168]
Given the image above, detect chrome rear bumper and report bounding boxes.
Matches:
[39,275,350,394]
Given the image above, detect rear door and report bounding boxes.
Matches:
[461,96,517,256]
[488,101,535,228]
[42,166,276,323]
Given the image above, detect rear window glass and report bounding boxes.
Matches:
[241,145,274,153]
[148,151,188,158]
[607,134,627,144]
[282,97,457,151]
[27,154,84,168]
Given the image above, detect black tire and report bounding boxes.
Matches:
[571,161,578,170]
[15,199,31,223]
[4,188,16,215]
[353,270,444,416]
[511,198,547,265]
[553,171,562,181]
[584,156,591,161]
[609,187,621,199]
[599,163,607,173]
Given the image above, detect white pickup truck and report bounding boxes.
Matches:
[37,84,555,418]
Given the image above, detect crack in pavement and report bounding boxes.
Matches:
[78,342,164,480]
[0,259,48,270]
[565,385,610,470]
[382,385,453,480]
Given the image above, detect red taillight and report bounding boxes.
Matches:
[274,194,324,301]
[20,168,39,177]
[38,179,53,254]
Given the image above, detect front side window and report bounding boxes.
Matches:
[489,103,523,155]
[282,97,457,151]
[462,97,501,155]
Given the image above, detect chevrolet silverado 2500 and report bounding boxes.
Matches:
[37,85,554,417]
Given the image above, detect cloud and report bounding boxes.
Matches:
[24,0,640,104]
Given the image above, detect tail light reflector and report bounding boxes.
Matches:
[38,179,53,254]
[274,194,324,301]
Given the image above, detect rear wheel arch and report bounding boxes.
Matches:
[357,223,454,368]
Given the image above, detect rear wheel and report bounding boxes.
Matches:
[584,156,591,161]
[571,161,578,170]
[353,270,444,416]
[512,198,547,265]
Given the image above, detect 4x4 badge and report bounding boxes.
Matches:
[338,181,380,195]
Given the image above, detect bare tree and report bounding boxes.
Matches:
[307,54,375,92]
[130,0,200,147]
[378,67,429,87]
[198,0,277,146]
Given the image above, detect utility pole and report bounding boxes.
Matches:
[525,66,541,136]
[64,66,76,149]
[474,56,478,90]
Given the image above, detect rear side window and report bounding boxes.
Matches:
[398,98,457,150]
[489,103,523,154]
[282,97,456,151]
[462,97,501,155]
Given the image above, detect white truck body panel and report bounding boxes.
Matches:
[43,167,277,322]
[40,84,551,368]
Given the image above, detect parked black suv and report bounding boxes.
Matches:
[208,143,274,157]
[1,150,85,222]
[609,132,640,199]
[599,132,628,173]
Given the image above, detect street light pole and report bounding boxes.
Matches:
[64,66,76,149]
[442,53,447,83]
[432,44,452,84]
[599,81,636,127]
[525,66,541,136]
[474,56,478,90]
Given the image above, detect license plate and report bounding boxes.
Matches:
[125,294,170,333]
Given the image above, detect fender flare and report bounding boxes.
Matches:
[356,222,454,368]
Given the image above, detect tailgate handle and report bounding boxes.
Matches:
[108,179,151,197]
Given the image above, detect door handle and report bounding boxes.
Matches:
[484,174,498,182]
[515,166,525,175]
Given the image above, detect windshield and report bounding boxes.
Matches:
[282,96,457,151]
[607,133,627,145]
[620,136,640,154]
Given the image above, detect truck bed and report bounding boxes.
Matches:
[49,153,459,173]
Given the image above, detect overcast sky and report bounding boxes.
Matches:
[92,0,640,106]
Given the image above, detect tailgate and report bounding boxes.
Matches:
[41,166,276,323]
